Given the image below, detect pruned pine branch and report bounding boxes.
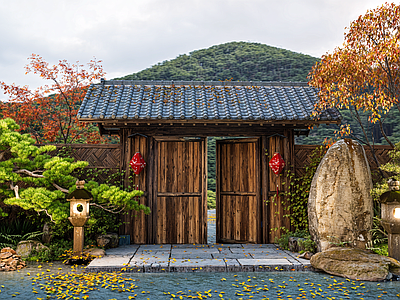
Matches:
[14,169,44,178]
[38,209,55,223]
[14,169,69,193]
[10,182,19,199]
[0,151,6,161]
[52,183,69,193]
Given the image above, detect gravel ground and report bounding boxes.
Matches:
[207,209,216,244]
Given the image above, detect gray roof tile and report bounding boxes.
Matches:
[77,80,341,122]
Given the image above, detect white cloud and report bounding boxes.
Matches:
[0,0,389,98]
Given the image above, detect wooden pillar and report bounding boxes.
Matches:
[119,128,150,244]
[267,130,293,242]
[147,136,156,244]
[261,135,269,243]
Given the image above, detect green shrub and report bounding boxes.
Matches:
[0,231,42,249]
[275,230,316,253]
[267,145,328,232]
[207,190,216,209]
[27,239,73,262]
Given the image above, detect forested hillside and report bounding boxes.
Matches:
[117,42,318,82]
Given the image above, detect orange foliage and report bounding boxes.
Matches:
[309,2,400,147]
[0,54,107,144]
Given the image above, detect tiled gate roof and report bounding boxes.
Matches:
[77,80,341,122]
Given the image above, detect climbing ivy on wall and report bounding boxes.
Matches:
[270,145,328,232]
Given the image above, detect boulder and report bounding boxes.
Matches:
[0,247,26,271]
[298,251,314,260]
[310,247,400,281]
[42,223,52,244]
[308,139,373,252]
[97,233,119,248]
[84,248,106,257]
[16,240,49,258]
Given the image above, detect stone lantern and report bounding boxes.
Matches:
[380,180,400,261]
[67,180,92,255]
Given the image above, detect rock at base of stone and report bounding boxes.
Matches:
[42,223,52,244]
[298,252,314,260]
[84,248,106,257]
[308,139,374,252]
[310,247,400,281]
[16,240,49,258]
[97,233,119,249]
[64,248,105,265]
[0,247,26,271]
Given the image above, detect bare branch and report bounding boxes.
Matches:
[10,182,19,199]
[52,182,69,193]
[14,169,44,178]
[38,209,55,223]
[89,202,126,214]
[378,118,395,148]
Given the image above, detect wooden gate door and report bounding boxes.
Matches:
[154,137,207,244]
[216,138,261,243]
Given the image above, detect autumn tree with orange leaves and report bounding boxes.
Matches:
[0,54,106,144]
[309,3,400,151]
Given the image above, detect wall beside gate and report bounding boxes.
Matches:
[38,142,393,244]
[294,144,393,183]
[43,144,122,184]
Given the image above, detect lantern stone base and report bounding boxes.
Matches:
[73,226,84,255]
[388,233,400,261]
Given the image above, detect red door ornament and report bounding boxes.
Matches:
[269,152,285,196]
[269,152,285,175]
[130,152,146,175]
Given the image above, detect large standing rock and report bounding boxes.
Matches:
[310,247,400,281]
[308,139,373,252]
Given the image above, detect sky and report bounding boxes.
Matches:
[0,0,391,99]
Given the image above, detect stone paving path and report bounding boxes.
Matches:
[86,210,312,273]
[86,243,312,273]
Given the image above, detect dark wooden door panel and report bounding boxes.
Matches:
[217,138,260,243]
[155,138,207,244]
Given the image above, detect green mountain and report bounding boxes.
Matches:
[115,41,399,191]
[117,41,319,82]
[117,42,321,192]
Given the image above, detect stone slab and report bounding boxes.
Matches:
[169,258,226,272]
[212,253,248,259]
[105,245,139,255]
[224,259,242,272]
[171,253,213,259]
[87,255,131,267]
[171,244,209,249]
[237,258,292,266]
[139,245,171,250]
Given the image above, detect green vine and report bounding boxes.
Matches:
[266,145,328,232]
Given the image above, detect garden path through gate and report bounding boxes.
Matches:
[216,138,261,243]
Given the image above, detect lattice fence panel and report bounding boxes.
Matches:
[39,144,122,185]
[295,144,393,183]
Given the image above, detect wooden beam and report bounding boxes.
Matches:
[157,192,202,197]
[220,191,257,196]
